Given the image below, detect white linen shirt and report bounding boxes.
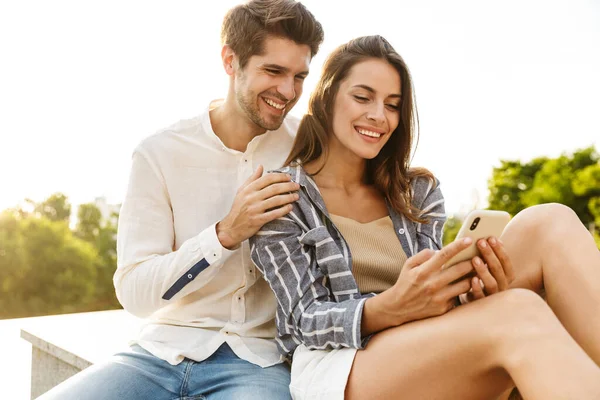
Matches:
[114,100,299,367]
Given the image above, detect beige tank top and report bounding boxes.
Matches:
[329,214,408,294]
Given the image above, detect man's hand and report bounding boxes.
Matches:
[216,165,300,250]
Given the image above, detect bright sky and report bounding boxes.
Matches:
[1,0,599,215]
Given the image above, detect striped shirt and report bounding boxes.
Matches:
[249,164,446,358]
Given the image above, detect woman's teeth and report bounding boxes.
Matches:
[357,128,382,138]
[264,98,285,110]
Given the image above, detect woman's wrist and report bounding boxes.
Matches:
[361,291,406,336]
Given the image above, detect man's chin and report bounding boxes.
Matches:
[259,115,286,131]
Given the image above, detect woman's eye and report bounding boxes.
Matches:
[353,95,368,102]
[386,104,400,110]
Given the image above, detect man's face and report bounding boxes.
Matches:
[234,36,312,131]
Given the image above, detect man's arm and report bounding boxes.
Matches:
[114,150,233,318]
[114,150,299,318]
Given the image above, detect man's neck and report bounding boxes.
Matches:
[209,98,266,153]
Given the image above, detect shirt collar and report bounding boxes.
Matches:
[277,162,405,232]
[200,99,282,155]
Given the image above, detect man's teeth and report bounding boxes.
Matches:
[264,98,285,110]
[357,128,382,138]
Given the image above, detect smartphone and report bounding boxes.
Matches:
[445,209,511,268]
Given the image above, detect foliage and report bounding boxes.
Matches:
[75,203,120,310]
[442,216,462,246]
[33,192,72,222]
[0,194,121,319]
[486,145,600,247]
[443,146,600,248]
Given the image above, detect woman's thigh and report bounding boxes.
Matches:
[345,290,547,400]
[38,345,185,400]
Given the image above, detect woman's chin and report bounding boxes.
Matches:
[357,149,382,160]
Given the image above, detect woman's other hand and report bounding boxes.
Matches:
[460,236,515,304]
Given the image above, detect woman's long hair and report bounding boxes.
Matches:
[284,35,434,222]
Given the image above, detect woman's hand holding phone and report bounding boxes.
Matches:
[461,236,516,303]
[363,210,516,333]
[439,210,515,304]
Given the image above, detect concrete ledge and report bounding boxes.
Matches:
[20,310,144,399]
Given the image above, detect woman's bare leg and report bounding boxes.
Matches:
[501,203,600,364]
[346,289,600,400]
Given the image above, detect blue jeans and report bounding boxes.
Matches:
[38,343,291,400]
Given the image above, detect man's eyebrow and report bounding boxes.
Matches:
[262,64,288,72]
[262,64,309,76]
[352,84,401,99]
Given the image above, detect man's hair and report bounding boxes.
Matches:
[221,0,324,69]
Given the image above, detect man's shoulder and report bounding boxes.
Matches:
[136,114,204,153]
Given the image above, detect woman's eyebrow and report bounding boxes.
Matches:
[351,84,401,98]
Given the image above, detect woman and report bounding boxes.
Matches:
[249,35,600,399]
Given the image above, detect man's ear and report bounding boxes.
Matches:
[221,45,236,76]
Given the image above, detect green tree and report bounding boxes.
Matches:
[75,203,103,242]
[487,146,600,248]
[442,216,463,246]
[75,203,120,310]
[0,209,98,318]
[487,158,547,215]
[34,193,72,222]
[0,211,26,301]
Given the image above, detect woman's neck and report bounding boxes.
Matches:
[305,139,367,192]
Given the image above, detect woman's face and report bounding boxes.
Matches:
[330,58,402,161]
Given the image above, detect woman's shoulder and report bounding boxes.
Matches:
[409,170,442,207]
[268,163,308,181]
[409,171,439,191]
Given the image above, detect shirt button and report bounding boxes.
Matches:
[398,229,405,234]
[187,274,193,279]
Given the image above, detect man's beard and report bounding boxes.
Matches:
[237,89,288,132]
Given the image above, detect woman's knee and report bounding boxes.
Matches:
[510,203,579,235]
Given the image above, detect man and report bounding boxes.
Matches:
[40,1,323,398]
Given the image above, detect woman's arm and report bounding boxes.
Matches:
[250,204,368,350]
[414,176,447,251]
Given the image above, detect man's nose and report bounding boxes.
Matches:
[277,77,296,101]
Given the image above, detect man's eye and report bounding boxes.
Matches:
[266,69,280,75]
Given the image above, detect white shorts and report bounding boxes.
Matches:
[289,344,358,400]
